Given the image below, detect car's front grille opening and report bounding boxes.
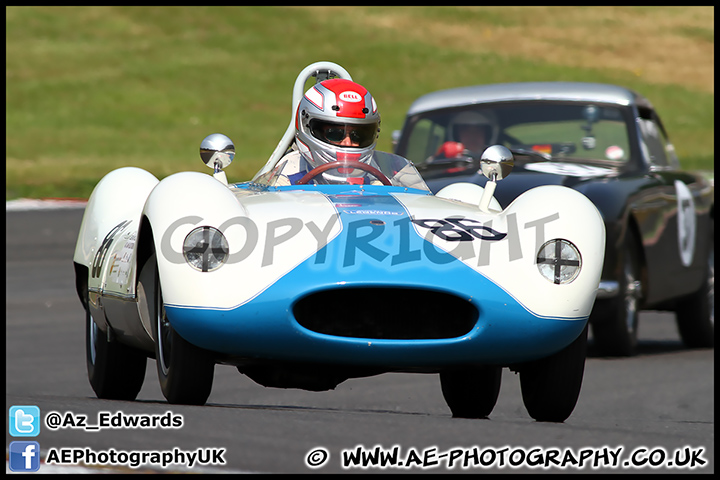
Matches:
[293,288,478,340]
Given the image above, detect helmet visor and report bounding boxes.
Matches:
[310,119,378,148]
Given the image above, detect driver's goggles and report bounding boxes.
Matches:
[310,120,378,148]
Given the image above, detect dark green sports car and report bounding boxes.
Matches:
[394,82,714,356]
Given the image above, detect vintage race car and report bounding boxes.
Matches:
[393,82,714,356]
[74,62,605,422]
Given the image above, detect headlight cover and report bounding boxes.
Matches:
[536,239,581,284]
[183,226,229,272]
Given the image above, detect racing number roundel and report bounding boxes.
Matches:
[674,180,696,267]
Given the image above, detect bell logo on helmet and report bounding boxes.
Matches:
[339,91,362,103]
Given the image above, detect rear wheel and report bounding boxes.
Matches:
[139,256,215,405]
[519,326,587,423]
[440,366,502,418]
[591,231,643,356]
[85,297,147,400]
[675,237,714,348]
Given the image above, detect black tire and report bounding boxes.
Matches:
[85,297,147,401]
[140,257,215,405]
[519,325,588,423]
[440,366,502,419]
[591,230,643,356]
[675,237,714,348]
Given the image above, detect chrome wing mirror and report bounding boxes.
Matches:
[200,133,235,185]
[478,145,514,213]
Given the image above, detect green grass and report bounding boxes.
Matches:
[6,6,714,200]
[506,120,631,162]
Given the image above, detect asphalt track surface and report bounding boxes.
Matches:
[5,207,714,473]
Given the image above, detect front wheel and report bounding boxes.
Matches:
[591,230,643,356]
[140,257,215,405]
[519,325,588,423]
[439,366,502,419]
[85,299,147,401]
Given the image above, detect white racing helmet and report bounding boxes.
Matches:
[447,110,499,151]
[295,78,380,182]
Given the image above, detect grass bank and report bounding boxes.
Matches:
[6,6,714,199]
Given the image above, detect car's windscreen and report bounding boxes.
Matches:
[400,102,632,165]
[255,150,430,191]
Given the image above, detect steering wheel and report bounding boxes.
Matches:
[295,160,392,186]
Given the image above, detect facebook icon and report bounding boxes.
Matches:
[9,441,41,472]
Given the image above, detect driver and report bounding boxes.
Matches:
[431,110,499,161]
[274,78,384,185]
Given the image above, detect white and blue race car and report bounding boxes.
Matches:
[73,62,605,422]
